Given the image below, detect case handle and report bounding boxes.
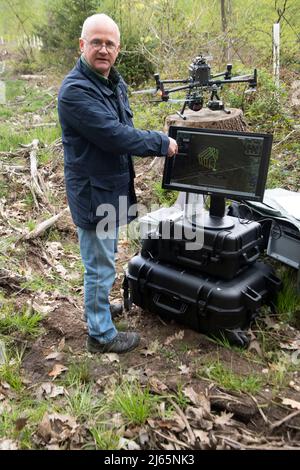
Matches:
[153,293,188,315]
[177,253,209,267]
[242,286,262,309]
[242,245,260,264]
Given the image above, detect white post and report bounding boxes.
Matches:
[0,81,5,104]
[273,23,280,88]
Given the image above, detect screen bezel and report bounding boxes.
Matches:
[162,126,273,202]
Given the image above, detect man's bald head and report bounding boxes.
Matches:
[81,14,120,42]
[79,14,121,77]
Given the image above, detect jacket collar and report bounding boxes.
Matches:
[76,58,119,96]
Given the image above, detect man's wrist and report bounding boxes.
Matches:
[160,133,170,156]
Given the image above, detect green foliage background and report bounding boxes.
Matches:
[0,0,299,81]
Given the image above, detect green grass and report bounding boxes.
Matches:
[152,181,178,207]
[262,350,299,391]
[160,347,178,361]
[0,179,9,198]
[207,332,252,355]
[0,78,60,153]
[0,106,13,119]
[131,98,177,131]
[64,359,91,387]
[16,400,50,449]
[89,426,122,450]
[0,346,25,392]
[23,191,35,210]
[0,124,61,151]
[26,219,37,232]
[276,269,300,324]
[5,80,26,102]
[0,396,49,448]
[197,359,263,394]
[21,273,68,295]
[38,148,54,165]
[171,383,190,409]
[4,79,54,111]
[66,384,105,421]
[113,382,160,425]
[0,304,43,337]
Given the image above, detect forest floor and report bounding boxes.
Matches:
[0,71,300,450]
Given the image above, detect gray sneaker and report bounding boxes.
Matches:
[87,332,140,354]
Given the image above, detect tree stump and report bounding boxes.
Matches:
[164,107,248,133]
[151,107,248,173]
[154,107,249,214]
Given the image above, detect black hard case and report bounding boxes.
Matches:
[141,218,264,280]
[126,255,281,345]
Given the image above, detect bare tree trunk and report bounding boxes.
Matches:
[220,0,228,63]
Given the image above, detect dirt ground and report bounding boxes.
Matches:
[15,159,300,450]
[0,81,299,449]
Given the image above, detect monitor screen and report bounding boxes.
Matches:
[163,127,273,202]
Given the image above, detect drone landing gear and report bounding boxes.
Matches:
[176,94,204,120]
[176,86,231,120]
[176,100,187,120]
[176,111,187,120]
[207,85,231,114]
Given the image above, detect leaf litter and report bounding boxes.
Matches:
[0,79,300,450]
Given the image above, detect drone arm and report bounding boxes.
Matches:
[166,81,201,94]
[211,72,226,79]
[210,77,256,86]
[160,79,189,84]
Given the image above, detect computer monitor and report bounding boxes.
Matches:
[163,126,273,229]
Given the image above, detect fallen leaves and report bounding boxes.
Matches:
[178,364,190,375]
[183,386,211,414]
[164,330,185,346]
[36,382,67,400]
[102,353,120,363]
[140,339,160,357]
[0,438,19,450]
[37,413,81,447]
[48,363,68,379]
[281,398,300,410]
[45,352,65,361]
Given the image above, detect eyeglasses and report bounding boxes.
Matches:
[84,39,118,53]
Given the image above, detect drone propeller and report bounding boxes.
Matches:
[245,87,257,94]
[149,98,200,104]
[131,88,158,95]
[167,98,198,103]
[229,74,255,81]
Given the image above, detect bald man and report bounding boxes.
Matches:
[58,14,178,354]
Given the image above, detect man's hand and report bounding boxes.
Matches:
[167,137,178,157]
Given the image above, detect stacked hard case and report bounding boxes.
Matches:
[126,215,281,347]
[142,218,264,280]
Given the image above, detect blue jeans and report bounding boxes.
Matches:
[77,227,118,343]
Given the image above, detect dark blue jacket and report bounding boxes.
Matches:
[58,58,169,229]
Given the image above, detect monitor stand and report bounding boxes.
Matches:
[185,193,235,230]
[203,195,235,230]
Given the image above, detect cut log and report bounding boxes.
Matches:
[164,107,248,132]
[29,139,43,198]
[20,75,47,80]
[23,208,70,241]
[151,107,248,172]
[209,389,257,423]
